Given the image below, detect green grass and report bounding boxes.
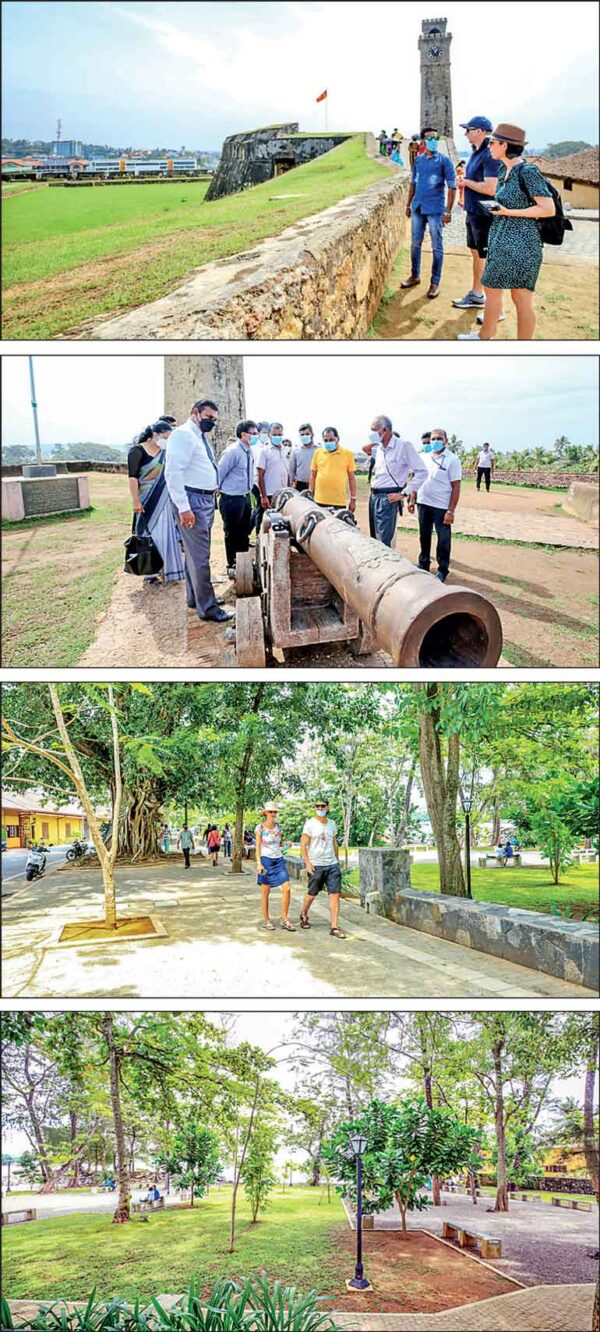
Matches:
[478,1186,595,1205]
[1,475,131,668]
[3,135,390,338]
[3,1187,347,1303]
[345,862,599,918]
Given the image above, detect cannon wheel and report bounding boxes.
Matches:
[236,597,267,668]
[235,551,256,598]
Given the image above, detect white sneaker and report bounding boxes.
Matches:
[457,331,493,341]
[477,311,506,324]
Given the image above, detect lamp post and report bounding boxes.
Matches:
[28,356,42,465]
[460,793,473,899]
[346,1133,372,1292]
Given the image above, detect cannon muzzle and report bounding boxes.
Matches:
[272,490,503,667]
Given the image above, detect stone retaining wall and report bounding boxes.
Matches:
[357,850,598,991]
[72,172,409,341]
[563,480,599,525]
[494,469,597,488]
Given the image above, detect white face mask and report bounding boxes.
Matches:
[369,430,382,445]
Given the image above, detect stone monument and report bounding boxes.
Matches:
[419,17,454,143]
[164,356,246,458]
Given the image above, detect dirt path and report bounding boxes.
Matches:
[373,251,599,340]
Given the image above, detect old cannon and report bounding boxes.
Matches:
[234,489,503,668]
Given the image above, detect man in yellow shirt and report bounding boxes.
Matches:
[309,428,357,512]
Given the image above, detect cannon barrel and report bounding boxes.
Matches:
[271,490,503,667]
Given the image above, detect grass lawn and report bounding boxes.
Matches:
[3,1187,347,1304]
[478,1186,595,1205]
[1,474,132,668]
[3,135,391,338]
[345,862,599,919]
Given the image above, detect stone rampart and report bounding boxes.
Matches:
[72,173,409,341]
[563,480,599,525]
[206,123,352,201]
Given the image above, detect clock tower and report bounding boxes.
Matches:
[419,17,454,142]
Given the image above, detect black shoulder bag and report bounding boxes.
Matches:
[124,473,166,577]
[517,165,573,246]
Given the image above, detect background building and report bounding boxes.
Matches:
[1,791,85,847]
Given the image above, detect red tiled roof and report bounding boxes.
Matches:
[531,148,599,185]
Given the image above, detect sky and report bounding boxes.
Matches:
[1,1012,585,1159]
[3,1,598,151]
[2,355,598,455]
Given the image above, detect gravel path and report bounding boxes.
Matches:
[374,1193,599,1287]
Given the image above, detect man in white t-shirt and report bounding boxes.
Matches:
[476,442,494,492]
[299,798,347,939]
[408,428,461,583]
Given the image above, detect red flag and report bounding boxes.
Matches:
[316,89,328,103]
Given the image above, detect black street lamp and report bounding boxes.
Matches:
[346,1132,372,1292]
[460,792,473,899]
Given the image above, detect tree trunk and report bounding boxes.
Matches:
[231,685,266,873]
[103,1015,131,1224]
[493,1042,509,1212]
[417,1019,442,1206]
[395,759,416,846]
[117,780,164,860]
[491,790,501,847]
[592,1276,599,1332]
[395,1193,408,1233]
[232,797,246,875]
[229,1078,261,1252]
[583,1019,599,1201]
[69,1111,80,1187]
[418,689,467,896]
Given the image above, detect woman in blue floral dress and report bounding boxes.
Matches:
[459,123,555,342]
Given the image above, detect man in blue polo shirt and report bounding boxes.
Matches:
[401,126,456,299]
[452,116,500,311]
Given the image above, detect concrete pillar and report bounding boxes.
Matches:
[358,848,411,921]
[164,356,246,459]
[76,475,91,510]
[2,478,25,521]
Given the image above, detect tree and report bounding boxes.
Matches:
[241,1121,278,1222]
[158,1118,221,1207]
[530,803,574,884]
[324,1097,478,1232]
[542,141,592,158]
[417,684,467,895]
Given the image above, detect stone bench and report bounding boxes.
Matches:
[573,851,598,863]
[442,1220,502,1260]
[478,854,522,868]
[1,1208,36,1225]
[551,1196,592,1212]
[132,1197,165,1214]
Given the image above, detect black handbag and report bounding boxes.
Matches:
[124,474,165,576]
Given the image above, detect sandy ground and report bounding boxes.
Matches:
[2,857,594,1000]
[79,481,598,669]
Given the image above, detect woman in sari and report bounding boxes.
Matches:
[127,421,185,585]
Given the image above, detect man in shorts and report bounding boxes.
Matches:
[451,116,500,314]
[299,798,347,939]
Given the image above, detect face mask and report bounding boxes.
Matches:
[422,442,433,453]
[247,434,259,446]
[368,430,382,445]
[431,438,445,452]
[315,807,328,816]
[300,435,312,446]
[259,431,269,442]
[425,138,439,152]
[199,417,216,433]
[323,440,337,452]
[270,436,283,447]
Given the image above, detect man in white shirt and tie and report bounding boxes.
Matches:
[165,398,232,623]
[363,414,429,547]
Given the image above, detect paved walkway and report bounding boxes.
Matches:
[443,205,599,265]
[8,1286,597,1331]
[374,1193,599,1287]
[2,860,594,999]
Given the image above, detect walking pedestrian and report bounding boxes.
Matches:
[217,420,257,576]
[409,428,462,582]
[310,427,356,512]
[401,127,456,298]
[164,399,232,623]
[161,824,170,853]
[177,823,194,869]
[476,442,495,491]
[255,801,296,932]
[207,825,221,866]
[457,123,555,341]
[363,415,427,547]
[222,823,232,858]
[299,798,347,939]
[289,424,318,492]
[452,116,501,315]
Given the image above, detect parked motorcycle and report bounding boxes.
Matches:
[25,843,47,881]
[66,838,88,862]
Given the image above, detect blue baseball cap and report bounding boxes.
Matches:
[460,115,493,132]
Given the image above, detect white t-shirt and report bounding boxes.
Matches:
[302,817,338,866]
[477,449,494,468]
[255,822,283,860]
[417,449,462,510]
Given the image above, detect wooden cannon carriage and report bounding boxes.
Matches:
[232,491,503,669]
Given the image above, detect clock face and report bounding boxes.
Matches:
[429,45,442,59]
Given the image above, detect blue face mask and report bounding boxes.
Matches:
[425,138,439,153]
[323,440,338,452]
[300,435,312,446]
[247,434,259,446]
[270,436,283,447]
[422,442,433,453]
[259,431,269,442]
[431,438,445,452]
